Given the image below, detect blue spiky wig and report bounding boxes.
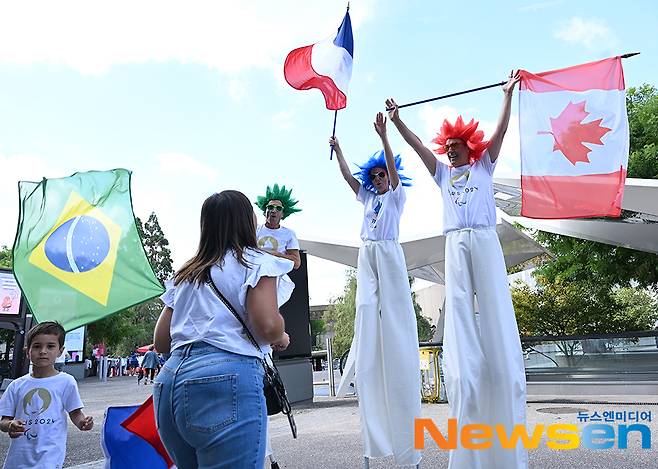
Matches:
[353,150,412,193]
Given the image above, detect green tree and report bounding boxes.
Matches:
[310,319,326,350]
[0,245,11,269]
[531,230,658,290]
[324,271,434,357]
[140,213,174,283]
[511,279,657,364]
[0,246,15,359]
[324,271,357,358]
[411,278,434,342]
[627,84,658,178]
[610,287,658,331]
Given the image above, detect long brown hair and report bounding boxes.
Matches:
[174,190,258,286]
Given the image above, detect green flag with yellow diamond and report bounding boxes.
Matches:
[13,169,164,331]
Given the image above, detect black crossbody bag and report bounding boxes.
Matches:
[208,279,297,439]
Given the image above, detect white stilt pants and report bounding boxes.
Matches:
[443,228,527,469]
[337,240,422,466]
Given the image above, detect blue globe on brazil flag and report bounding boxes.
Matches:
[44,215,111,273]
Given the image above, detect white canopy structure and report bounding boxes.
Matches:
[299,219,546,285]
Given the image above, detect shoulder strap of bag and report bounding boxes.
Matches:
[207,276,264,355]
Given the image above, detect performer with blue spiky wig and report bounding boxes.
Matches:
[330,112,422,469]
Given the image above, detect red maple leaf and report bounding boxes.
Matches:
[538,101,611,165]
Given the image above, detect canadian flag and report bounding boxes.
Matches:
[519,57,629,218]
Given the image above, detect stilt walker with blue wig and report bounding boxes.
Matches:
[330,112,422,468]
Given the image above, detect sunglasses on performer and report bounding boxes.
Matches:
[266,205,283,212]
[444,142,465,151]
[369,171,386,180]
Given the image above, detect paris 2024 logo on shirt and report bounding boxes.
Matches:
[22,388,55,440]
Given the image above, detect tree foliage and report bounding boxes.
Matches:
[627,84,658,178]
[324,270,434,358]
[512,280,656,338]
[138,213,174,283]
[0,245,11,269]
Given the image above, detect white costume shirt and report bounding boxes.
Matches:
[357,184,406,241]
[0,373,84,469]
[162,249,294,358]
[256,225,299,254]
[433,150,498,234]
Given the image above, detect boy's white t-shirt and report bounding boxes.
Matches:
[256,225,299,254]
[357,184,406,242]
[0,372,84,469]
[433,150,498,234]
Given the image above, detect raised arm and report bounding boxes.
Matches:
[487,70,520,163]
[386,98,437,176]
[330,136,361,195]
[373,112,400,189]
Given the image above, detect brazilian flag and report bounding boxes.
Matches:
[13,169,164,331]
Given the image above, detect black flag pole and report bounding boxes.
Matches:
[329,2,350,160]
[386,52,641,112]
[330,110,338,160]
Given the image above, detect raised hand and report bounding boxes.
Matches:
[329,136,341,152]
[385,98,400,122]
[373,112,387,138]
[503,69,521,96]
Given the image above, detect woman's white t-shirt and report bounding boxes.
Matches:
[357,183,406,241]
[161,249,294,358]
[433,150,498,234]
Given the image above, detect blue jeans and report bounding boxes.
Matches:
[153,342,266,469]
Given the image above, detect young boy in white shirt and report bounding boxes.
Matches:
[0,321,93,469]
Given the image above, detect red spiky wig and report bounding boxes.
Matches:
[432,116,489,165]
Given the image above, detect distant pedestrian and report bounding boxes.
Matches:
[141,346,159,385]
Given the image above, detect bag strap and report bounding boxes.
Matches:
[207,276,264,355]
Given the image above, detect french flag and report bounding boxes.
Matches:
[284,10,353,110]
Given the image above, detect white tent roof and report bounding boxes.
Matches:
[299,219,545,285]
[493,178,658,254]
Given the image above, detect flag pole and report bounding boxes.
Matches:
[387,81,506,111]
[330,110,338,160]
[330,2,349,160]
[387,52,641,111]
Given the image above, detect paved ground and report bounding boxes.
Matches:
[0,375,656,468]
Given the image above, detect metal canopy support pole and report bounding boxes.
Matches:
[326,337,336,397]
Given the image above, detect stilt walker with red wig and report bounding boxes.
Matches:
[387,71,527,469]
[330,112,422,468]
